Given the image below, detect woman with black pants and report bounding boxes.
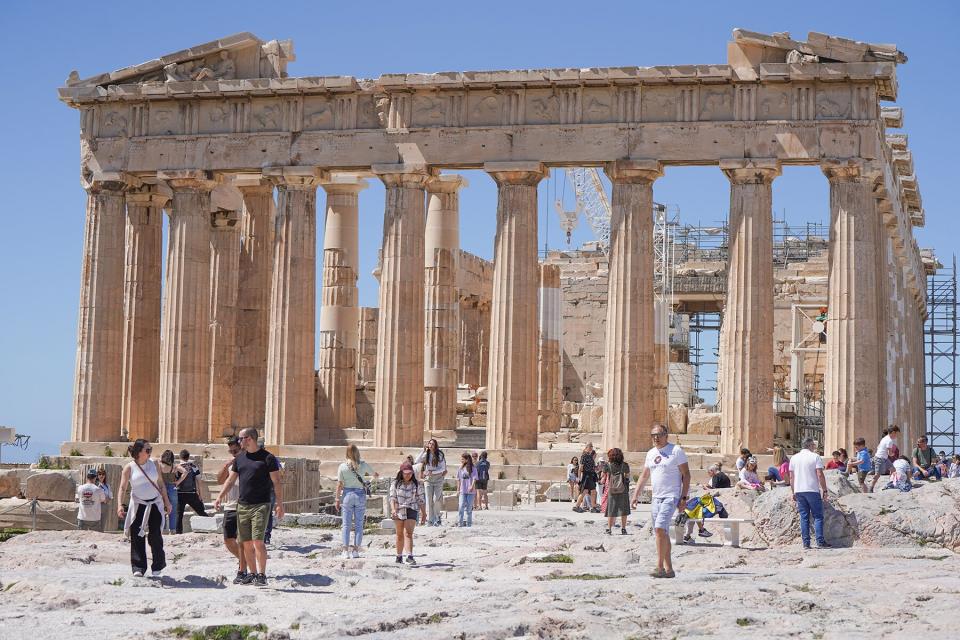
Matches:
[117,439,171,577]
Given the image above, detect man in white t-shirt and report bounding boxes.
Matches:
[870,425,900,493]
[788,437,830,549]
[632,423,690,579]
[76,469,106,531]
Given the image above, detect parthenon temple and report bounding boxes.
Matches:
[60,28,929,459]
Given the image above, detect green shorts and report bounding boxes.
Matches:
[237,502,271,543]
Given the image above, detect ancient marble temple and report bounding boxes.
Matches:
[60,29,927,454]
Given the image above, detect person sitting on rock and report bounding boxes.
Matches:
[737,457,765,492]
[948,454,960,479]
[735,448,751,472]
[826,451,844,471]
[912,436,941,482]
[700,463,731,490]
[884,456,914,492]
[765,446,790,489]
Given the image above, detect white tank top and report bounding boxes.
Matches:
[130,459,162,502]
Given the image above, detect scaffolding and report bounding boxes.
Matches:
[925,256,958,454]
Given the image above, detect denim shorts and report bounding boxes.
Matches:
[650,496,678,531]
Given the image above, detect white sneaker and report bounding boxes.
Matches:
[150,569,163,577]
[132,570,144,577]
[351,549,360,559]
[341,549,351,560]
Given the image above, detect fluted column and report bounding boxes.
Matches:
[602,160,662,452]
[233,178,275,432]
[158,170,217,444]
[719,159,780,455]
[537,264,563,433]
[120,186,167,442]
[317,176,367,441]
[263,167,324,446]
[372,165,429,447]
[72,175,133,442]
[822,159,881,454]
[485,162,546,450]
[424,175,466,433]
[208,209,241,440]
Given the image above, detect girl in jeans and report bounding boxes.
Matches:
[414,439,446,526]
[158,451,179,534]
[335,445,378,559]
[456,453,478,527]
[389,462,426,565]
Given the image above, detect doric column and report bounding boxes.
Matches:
[537,263,563,433]
[120,185,167,442]
[208,209,241,440]
[317,175,367,441]
[72,175,133,442]
[263,167,324,446]
[602,160,662,452]
[424,175,466,433]
[372,165,429,447]
[719,159,780,455]
[484,162,546,450]
[822,159,882,454]
[233,178,275,432]
[158,170,217,444]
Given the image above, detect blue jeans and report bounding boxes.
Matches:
[767,467,782,481]
[164,483,178,533]
[458,492,475,526]
[341,488,366,547]
[795,492,825,546]
[913,465,941,481]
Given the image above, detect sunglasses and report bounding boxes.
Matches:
[650,433,667,438]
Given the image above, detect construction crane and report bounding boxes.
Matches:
[564,168,612,251]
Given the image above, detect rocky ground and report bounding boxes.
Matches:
[0,481,959,640]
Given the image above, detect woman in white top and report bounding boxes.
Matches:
[414,439,447,526]
[116,439,171,577]
[335,444,378,560]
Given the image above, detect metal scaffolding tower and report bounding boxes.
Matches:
[925,256,958,454]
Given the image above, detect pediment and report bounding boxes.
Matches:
[64,32,295,87]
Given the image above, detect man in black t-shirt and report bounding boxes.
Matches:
[215,428,284,586]
[573,443,599,513]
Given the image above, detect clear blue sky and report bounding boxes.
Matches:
[1,1,956,462]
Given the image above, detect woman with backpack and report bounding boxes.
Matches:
[604,448,631,535]
[456,453,479,527]
[389,461,426,565]
[158,450,179,534]
[116,439,171,577]
[475,451,491,510]
[335,444,378,559]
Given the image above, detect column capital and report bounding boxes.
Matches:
[320,173,370,195]
[720,158,781,184]
[425,174,469,193]
[821,158,883,183]
[484,161,547,186]
[231,173,274,193]
[82,171,141,193]
[125,187,170,209]
[263,166,327,188]
[604,160,663,184]
[157,169,217,191]
[211,209,240,230]
[372,163,433,188]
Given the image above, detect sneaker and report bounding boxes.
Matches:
[802,543,811,550]
[254,573,267,587]
[649,568,665,578]
[620,527,627,535]
[341,549,351,560]
[698,529,713,538]
[572,506,584,513]
[663,569,676,578]
[816,540,833,549]
[605,528,612,535]
[590,507,601,514]
[682,534,694,544]
[239,572,256,585]
[395,555,403,564]
[351,549,360,559]
[150,569,163,578]
[405,555,417,565]
[233,571,248,585]
[132,570,144,578]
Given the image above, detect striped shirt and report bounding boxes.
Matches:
[389,479,425,510]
